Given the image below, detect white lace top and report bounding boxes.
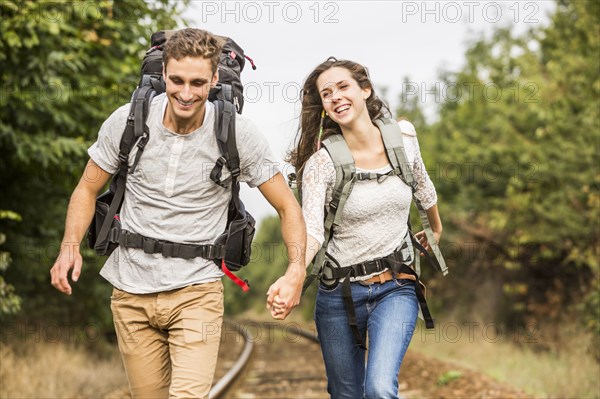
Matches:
[302,120,437,276]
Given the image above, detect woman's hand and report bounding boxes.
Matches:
[414,230,441,255]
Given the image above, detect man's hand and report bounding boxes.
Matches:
[266,272,304,320]
[50,242,83,295]
[50,159,112,295]
[258,173,307,320]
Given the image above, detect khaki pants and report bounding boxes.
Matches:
[110,280,224,399]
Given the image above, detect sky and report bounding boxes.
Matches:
[183,0,556,225]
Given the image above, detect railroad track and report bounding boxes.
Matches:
[211,320,326,399]
[208,320,255,398]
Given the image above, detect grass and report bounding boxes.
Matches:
[436,370,463,386]
[409,318,600,399]
[0,339,127,399]
[1,315,598,399]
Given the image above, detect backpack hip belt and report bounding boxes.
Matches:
[320,241,410,286]
[113,229,226,260]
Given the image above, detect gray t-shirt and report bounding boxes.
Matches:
[88,94,279,293]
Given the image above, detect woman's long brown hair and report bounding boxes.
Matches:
[287,57,390,190]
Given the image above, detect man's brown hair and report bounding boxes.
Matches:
[162,28,222,74]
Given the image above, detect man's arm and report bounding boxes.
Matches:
[257,172,306,320]
[50,159,112,295]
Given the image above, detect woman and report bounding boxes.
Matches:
[285,57,443,399]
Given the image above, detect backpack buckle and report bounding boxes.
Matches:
[205,245,215,260]
[374,258,383,271]
[319,260,338,288]
[360,263,368,276]
[118,152,128,165]
[142,237,158,254]
[410,181,418,192]
[108,227,121,242]
[216,156,226,167]
[210,157,228,187]
[108,227,121,243]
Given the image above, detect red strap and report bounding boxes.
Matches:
[221,260,249,292]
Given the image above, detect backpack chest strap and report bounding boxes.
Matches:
[355,170,397,182]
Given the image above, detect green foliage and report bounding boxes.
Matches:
[437,370,463,386]
[0,0,186,329]
[0,210,22,315]
[399,0,599,331]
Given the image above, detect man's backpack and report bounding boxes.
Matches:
[87,29,257,291]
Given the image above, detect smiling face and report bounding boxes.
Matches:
[162,56,218,131]
[316,66,372,128]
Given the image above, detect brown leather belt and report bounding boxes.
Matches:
[359,270,416,285]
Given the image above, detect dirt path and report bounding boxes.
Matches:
[105,322,532,399]
[399,350,531,398]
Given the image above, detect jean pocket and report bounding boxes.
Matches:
[393,278,415,288]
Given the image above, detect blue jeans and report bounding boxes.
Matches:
[315,278,419,399]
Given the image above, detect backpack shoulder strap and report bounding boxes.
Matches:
[95,85,156,253]
[374,118,416,190]
[376,117,449,276]
[322,134,356,229]
[209,94,253,291]
[210,92,239,191]
[304,134,357,291]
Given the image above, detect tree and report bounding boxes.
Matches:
[0,0,186,330]
[418,0,599,332]
[0,210,22,315]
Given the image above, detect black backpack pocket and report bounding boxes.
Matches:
[87,190,121,257]
[214,209,256,272]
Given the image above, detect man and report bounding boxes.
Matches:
[50,28,305,399]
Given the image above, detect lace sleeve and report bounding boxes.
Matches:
[399,120,438,210]
[301,149,336,245]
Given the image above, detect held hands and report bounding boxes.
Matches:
[50,242,83,295]
[414,230,442,255]
[266,272,304,320]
